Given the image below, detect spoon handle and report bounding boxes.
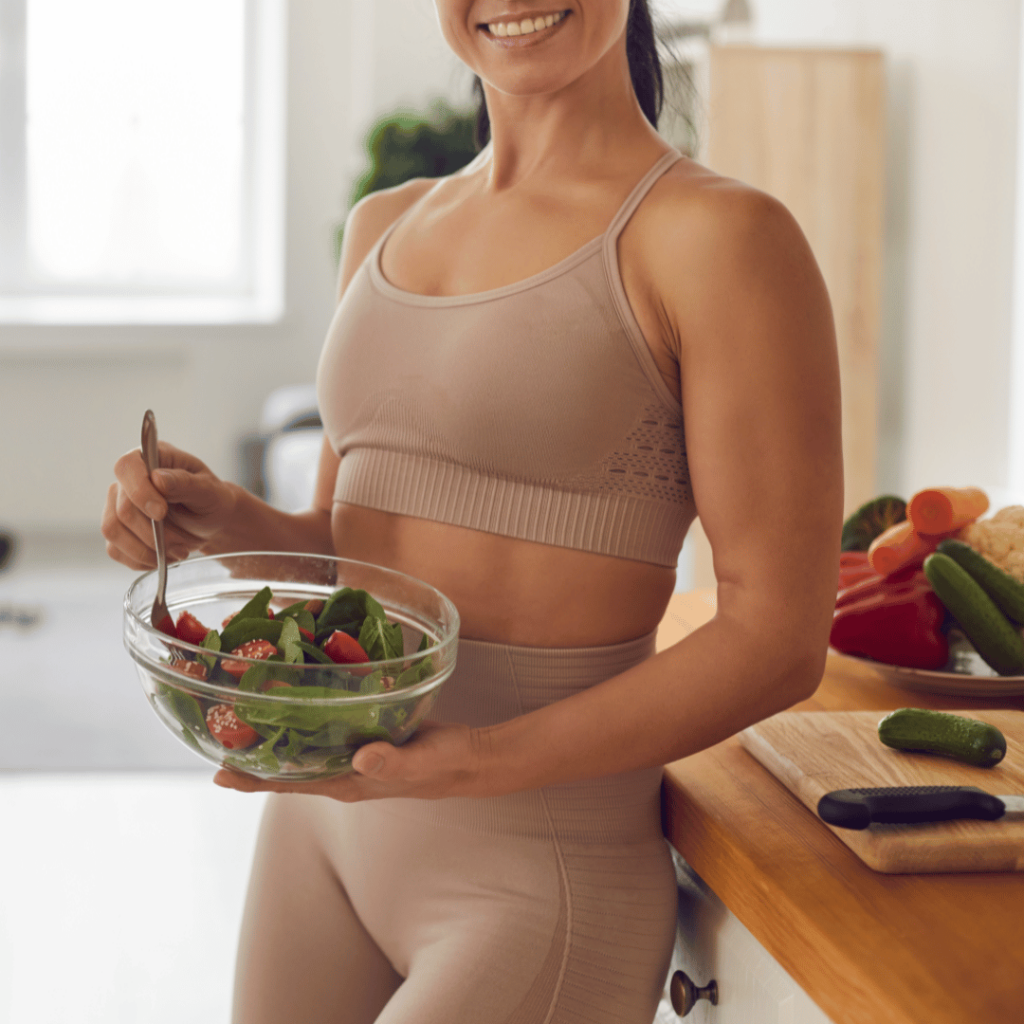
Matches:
[140,410,173,635]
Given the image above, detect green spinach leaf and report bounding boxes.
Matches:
[394,655,434,689]
[278,617,304,665]
[197,629,222,672]
[359,615,404,661]
[220,616,284,653]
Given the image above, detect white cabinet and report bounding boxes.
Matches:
[655,850,835,1024]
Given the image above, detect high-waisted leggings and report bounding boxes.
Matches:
[232,631,678,1024]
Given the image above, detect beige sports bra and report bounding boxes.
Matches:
[315,148,696,568]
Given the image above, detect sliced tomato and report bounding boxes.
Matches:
[323,631,370,664]
[206,704,260,749]
[173,659,209,681]
[222,638,279,680]
[155,613,177,639]
[175,610,210,646]
[298,626,315,643]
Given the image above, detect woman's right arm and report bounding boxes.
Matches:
[100,178,437,571]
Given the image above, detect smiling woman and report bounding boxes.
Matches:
[100,0,843,1021]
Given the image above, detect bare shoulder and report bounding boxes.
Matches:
[630,159,831,352]
[641,159,811,264]
[335,177,439,301]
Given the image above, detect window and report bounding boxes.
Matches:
[0,0,284,324]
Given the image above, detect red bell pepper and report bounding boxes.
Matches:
[830,587,949,670]
[835,564,931,610]
[838,551,876,590]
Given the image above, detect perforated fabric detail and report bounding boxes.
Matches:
[597,401,693,504]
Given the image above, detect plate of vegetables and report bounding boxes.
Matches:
[123,552,460,779]
[830,489,1024,696]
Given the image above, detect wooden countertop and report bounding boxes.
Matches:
[655,590,1024,1024]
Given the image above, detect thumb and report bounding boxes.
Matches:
[152,468,190,496]
[153,468,224,516]
[352,742,396,779]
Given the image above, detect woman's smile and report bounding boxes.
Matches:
[477,8,571,46]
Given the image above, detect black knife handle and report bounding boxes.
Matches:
[816,786,1005,830]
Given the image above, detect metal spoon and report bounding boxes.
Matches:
[140,410,175,637]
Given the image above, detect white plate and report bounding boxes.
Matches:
[831,631,1024,697]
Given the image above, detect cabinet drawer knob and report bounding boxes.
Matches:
[670,970,718,1017]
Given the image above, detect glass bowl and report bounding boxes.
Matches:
[124,552,460,780]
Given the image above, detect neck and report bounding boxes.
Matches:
[477,47,664,191]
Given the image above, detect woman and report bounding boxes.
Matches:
[102,1,843,1021]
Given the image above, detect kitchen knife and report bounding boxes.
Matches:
[816,785,1024,830]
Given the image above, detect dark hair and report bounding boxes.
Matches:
[471,0,665,150]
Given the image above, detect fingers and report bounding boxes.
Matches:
[101,441,224,570]
[211,768,367,800]
[151,467,228,522]
[113,447,168,521]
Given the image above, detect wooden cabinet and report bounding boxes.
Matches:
[683,45,887,589]
[655,850,835,1024]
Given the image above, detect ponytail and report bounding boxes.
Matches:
[472,0,665,150]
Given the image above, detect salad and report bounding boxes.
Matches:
[154,584,436,776]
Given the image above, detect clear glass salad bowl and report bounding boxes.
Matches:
[124,552,460,780]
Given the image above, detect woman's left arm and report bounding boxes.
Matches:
[215,179,844,800]
[470,181,844,794]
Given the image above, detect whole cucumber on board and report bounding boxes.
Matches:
[878,708,1007,767]
[935,538,1024,626]
[922,552,1024,676]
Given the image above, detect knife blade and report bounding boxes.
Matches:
[816,786,1024,830]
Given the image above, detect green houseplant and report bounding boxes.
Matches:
[336,99,479,261]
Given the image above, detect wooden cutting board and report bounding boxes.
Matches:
[738,709,1024,873]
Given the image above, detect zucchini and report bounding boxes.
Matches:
[878,707,1007,767]
[841,495,907,552]
[922,552,1024,676]
[936,538,1024,626]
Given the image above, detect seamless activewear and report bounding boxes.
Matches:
[316,147,696,568]
[235,149,691,1024]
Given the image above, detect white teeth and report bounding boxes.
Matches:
[487,10,565,36]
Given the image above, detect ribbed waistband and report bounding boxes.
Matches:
[333,448,688,567]
[378,629,665,843]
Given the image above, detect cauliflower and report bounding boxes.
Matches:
[957,505,1024,581]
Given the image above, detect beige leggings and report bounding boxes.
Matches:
[232,633,678,1024]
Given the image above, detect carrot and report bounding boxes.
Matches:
[907,486,989,536]
[867,520,942,576]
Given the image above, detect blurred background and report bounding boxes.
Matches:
[2,0,1024,1020]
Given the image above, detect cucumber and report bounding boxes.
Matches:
[878,707,1007,767]
[922,552,1024,676]
[936,538,1024,626]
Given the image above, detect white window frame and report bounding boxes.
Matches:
[0,0,286,326]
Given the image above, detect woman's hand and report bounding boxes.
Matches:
[212,721,491,801]
[101,440,239,570]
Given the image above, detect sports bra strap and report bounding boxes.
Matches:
[603,149,685,243]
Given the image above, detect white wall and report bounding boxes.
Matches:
[0,0,470,539]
